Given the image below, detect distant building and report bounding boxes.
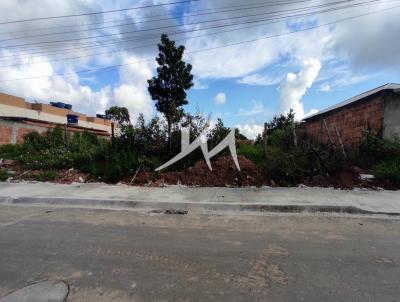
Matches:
[302,83,400,147]
[0,92,114,145]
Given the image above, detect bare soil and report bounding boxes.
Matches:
[128,155,268,187]
[1,156,398,189]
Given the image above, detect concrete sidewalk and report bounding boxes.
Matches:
[0,182,399,215]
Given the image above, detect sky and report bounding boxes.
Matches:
[0,0,399,138]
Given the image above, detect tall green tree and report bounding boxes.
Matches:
[147,34,194,152]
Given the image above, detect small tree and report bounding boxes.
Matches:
[235,128,248,140]
[148,34,194,152]
[208,118,230,148]
[105,106,131,126]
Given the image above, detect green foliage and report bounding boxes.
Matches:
[265,109,295,135]
[0,144,24,160]
[235,128,248,140]
[3,101,400,187]
[259,110,349,185]
[237,144,264,164]
[105,106,130,125]
[148,34,194,151]
[0,170,8,182]
[374,159,400,185]
[36,170,58,182]
[357,128,400,168]
[207,118,230,149]
[89,151,141,183]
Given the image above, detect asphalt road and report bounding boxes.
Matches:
[0,206,399,302]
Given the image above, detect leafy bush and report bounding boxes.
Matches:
[357,128,400,168]
[0,170,8,182]
[237,144,264,165]
[374,159,400,185]
[36,170,58,182]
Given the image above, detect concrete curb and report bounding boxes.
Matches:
[0,196,399,216]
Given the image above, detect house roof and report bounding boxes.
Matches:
[303,83,400,121]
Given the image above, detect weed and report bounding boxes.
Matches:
[0,170,8,182]
[374,159,400,185]
[35,170,58,182]
[237,144,264,165]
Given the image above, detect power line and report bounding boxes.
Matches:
[1,4,398,83]
[0,20,297,67]
[0,0,326,43]
[0,0,381,62]
[0,0,199,25]
[0,0,391,67]
[2,0,387,50]
[0,0,310,36]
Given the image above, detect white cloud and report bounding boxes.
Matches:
[0,51,154,120]
[214,92,226,105]
[278,57,321,120]
[113,84,152,120]
[0,50,112,115]
[193,79,208,90]
[304,108,319,118]
[319,83,331,92]
[237,101,265,117]
[236,123,263,140]
[113,54,154,120]
[238,73,283,86]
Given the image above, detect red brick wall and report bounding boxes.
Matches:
[303,96,383,147]
[16,127,45,144]
[0,125,12,145]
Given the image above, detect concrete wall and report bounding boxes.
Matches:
[382,91,400,140]
[303,95,383,147]
[0,103,112,133]
[0,119,112,145]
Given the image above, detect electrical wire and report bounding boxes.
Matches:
[0,0,310,36]
[0,0,200,25]
[0,4,398,83]
[0,0,345,43]
[2,0,389,50]
[0,0,392,67]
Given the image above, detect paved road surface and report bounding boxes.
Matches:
[0,205,399,301]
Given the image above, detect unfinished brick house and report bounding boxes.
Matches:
[302,83,400,147]
[0,92,114,145]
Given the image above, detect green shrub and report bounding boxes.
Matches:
[264,146,312,186]
[0,170,8,182]
[88,151,141,183]
[36,170,58,182]
[374,159,400,185]
[0,144,24,159]
[357,129,400,167]
[237,144,264,164]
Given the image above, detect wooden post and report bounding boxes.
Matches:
[334,126,346,158]
[322,119,334,146]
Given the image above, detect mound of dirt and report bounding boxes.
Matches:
[130,155,269,187]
